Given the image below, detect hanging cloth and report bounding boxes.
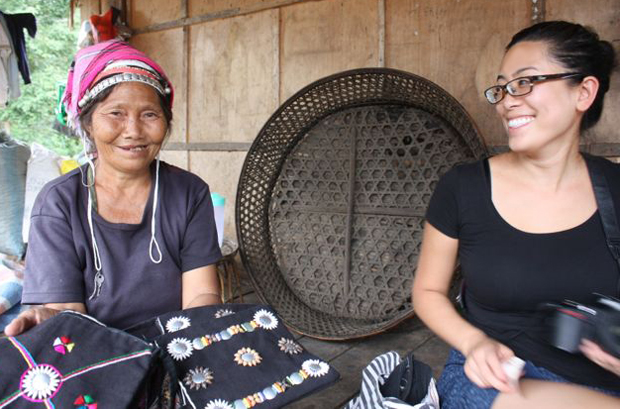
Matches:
[0,15,13,105]
[0,12,36,84]
[90,7,120,43]
[0,14,20,105]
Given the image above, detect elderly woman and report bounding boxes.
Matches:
[6,40,222,335]
[413,21,619,408]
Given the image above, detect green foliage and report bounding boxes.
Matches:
[0,0,81,156]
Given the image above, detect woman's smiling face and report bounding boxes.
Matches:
[87,81,168,175]
[495,40,584,155]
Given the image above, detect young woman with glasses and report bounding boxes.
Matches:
[413,21,619,408]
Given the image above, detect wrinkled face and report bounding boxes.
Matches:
[495,40,583,155]
[87,82,168,174]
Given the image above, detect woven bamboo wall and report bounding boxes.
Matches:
[81,0,620,240]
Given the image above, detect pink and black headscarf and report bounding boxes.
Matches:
[63,40,174,130]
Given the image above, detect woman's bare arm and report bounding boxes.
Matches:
[413,222,514,392]
[182,264,221,308]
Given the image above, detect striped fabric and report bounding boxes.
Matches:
[344,351,440,409]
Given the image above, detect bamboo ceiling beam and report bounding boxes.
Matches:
[163,142,620,157]
[164,142,253,152]
[134,0,321,34]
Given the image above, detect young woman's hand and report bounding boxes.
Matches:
[4,307,61,336]
[464,336,517,392]
[580,339,620,377]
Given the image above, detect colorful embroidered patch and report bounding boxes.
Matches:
[6,336,153,408]
[167,338,194,361]
[191,311,279,351]
[204,399,234,409]
[183,366,214,390]
[234,347,262,367]
[74,394,98,408]
[199,365,316,408]
[278,338,303,355]
[165,316,191,333]
[53,336,75,355]
[214,308,235,318]
[302,359,330,377]
[253,309,278,330]
[20,364,62,402]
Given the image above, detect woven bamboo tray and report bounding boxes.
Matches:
[236,68,487,340]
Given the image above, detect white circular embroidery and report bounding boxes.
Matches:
[20,364,62,401]
[253,309,278,330]
[204,399,233,409]
[167,338,194,361]
[234,347,262,367]
[278,338,303,355]
[165,316,191,333]
[184,366,213,390]
[214,309,235,318]
[302,359,329,377]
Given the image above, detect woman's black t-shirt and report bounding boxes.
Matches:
[426,156,620,391]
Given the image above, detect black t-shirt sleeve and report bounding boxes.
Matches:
[426,167,460,238]
[179,183,222,272]
[22,184,85,304]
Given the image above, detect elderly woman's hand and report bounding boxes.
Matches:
[4,307,61,336]
[580,339,620,377]
[4,303,87,336]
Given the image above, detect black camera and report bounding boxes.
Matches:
[548,294,620,358]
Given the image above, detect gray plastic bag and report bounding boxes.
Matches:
[0,132,29,257]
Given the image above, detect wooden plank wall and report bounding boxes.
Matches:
[79,0,620,240]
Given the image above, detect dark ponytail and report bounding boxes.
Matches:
[507,21,617,131]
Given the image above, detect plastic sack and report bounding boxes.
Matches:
[22,143,62,243]
[0,132,29,257]
[76,20,95,49]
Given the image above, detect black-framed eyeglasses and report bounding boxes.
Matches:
[484,72,584,104]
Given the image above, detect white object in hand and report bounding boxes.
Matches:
[502,356,525,387]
